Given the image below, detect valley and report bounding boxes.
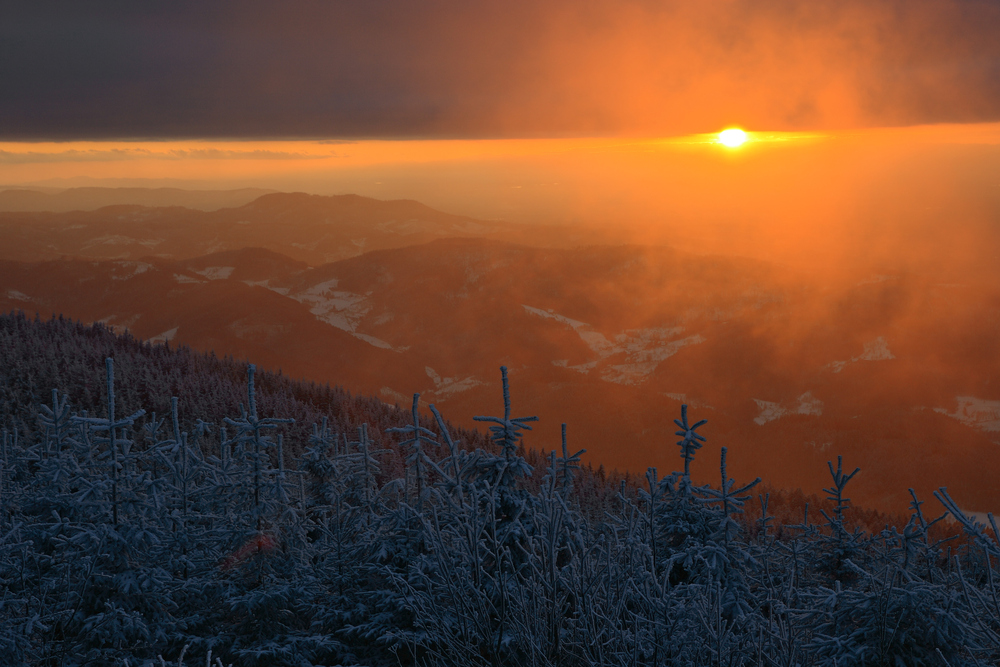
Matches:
[2,192,999,515]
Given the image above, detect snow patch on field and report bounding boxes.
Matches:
[524,305,701,382]
[174,274,203,284]
[380,386,415,406]
[754,392,824,425]
[425,366,484,398]
[601,334,705,385]
[373,311,395,325]
[5,289,29,301]
[148,327,178,344]
[828,336,895,372]
[293,278,410,351]
[523,305,590,331]
[97,314,140,333]
[294,279,370,332]
[83,235,163,249]
[243,279,290,295]
[663,393,715,410]
[753,400,786,425]
[112,261,153,279]
[935,397,1000,433]
[195,266,235,280]
[352,333,397,350]
[857,337,895,361]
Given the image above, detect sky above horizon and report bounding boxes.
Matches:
[3,1,1000,140]
[2,1,999,274]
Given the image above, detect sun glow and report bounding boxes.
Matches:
[718,128,748,148]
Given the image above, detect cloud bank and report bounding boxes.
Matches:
[2,0,1000,139]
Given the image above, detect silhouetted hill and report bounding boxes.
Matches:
[3,239,1000,515]
[0,310,480,475]
[0,192,586,265]
[0,186,276,212]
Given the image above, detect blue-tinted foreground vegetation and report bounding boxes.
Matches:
[1,312,998,666]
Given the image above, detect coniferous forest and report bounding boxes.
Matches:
[2,311,999,666]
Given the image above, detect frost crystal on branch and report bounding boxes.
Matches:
[674,403,707,477]
[474,365,538,460]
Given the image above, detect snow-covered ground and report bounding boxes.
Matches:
[148,326,178,344]
[5,289,29,301]
[663,393,714,410]
[294,279,369,332]
[935,396,1000,433]
[601,333,705,385]
[82,234,163,249]
[111,261,153,280]
[242,279,290,295]
[753,392,824,425]
[293,278,406,351]
[425,366,484,398]
[524,305,703,384]
[195,266,235,280]
[828,336,895,372]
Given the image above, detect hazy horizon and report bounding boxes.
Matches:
[4,1,1000,509]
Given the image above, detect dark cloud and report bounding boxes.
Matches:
[2,0,999,139]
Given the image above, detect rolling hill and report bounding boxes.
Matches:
[3,230,1000,516]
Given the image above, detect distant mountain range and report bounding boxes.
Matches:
[0,191,599,265]
[1,191,998,516]
[0,186,277,212]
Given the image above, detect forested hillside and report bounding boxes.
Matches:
[1,311,998,666]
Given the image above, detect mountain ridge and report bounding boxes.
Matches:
[3,238,999,515]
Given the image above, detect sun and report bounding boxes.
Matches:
[718,128,748,148]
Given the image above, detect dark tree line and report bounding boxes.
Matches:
[1,311,998,666]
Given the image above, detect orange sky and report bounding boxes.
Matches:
[4,2,1000,139]
[3,2,999,252]
[3,123,998,279]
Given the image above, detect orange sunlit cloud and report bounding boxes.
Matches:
[4,2,1000,139]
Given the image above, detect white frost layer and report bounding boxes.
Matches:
[195,266,235,280]
[753,392,824,425]
[935,396,1000,433]
[173,274,203,284]
[425,366,484,398]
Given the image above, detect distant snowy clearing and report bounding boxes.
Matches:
[753,392,824,425]
[935,396,1000,433]
[523,304,702,384]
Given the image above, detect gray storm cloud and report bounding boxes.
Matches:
[1,0,999,139]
